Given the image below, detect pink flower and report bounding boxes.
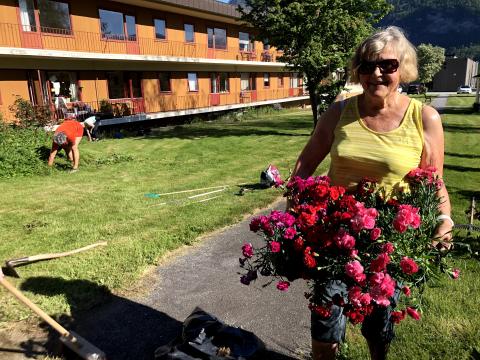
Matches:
[334,229,356,250]
[269,241,281,253]
[400,257,419,275]
[276,281,290,291]
[283,227,297,240]
[348,286,372,308]
[393,205,421,233]
[402,286,411,297]
[382,242,395,254]
[351,203,378,232]
[452,268,460,279]
[370,253,390,272]
[370,227,382,241]
[345,260,366,284]
[369,272,396,306]
[406,307,421,320]
[242,243,254,258]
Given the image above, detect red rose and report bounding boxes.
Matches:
[407,307,421,320]
[391,310,406,324]
[400,257,419,275]
[309,304,332,318]
[369,253,390,272]
[276,281,290,291]
[269,241,281,253]
[304,253,316,268]
[402,286,411,297]
[370,227,382,241]
[293,237,304,251]
[329,186,340,200]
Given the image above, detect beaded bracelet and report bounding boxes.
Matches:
[437,214,454,227]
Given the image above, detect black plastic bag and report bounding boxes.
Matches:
[155,308,264,360]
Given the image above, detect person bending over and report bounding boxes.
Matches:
[47,118,96,171]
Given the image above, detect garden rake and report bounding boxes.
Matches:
[0,268,106,360]
[4,241,107,278]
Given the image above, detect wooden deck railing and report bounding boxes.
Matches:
[0,22,282,62]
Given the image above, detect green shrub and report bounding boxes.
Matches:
[0,126,51,178]
[8,96,53,128]
[99,99,113,115]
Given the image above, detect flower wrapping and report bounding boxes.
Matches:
[240,167,456,325]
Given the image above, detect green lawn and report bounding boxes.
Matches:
[1,106,479,359]
[447,94,477,107]
[0,108,327,322]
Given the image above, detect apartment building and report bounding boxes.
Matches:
[0,0,308,125]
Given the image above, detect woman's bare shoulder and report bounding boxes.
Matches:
[421,104,442,130]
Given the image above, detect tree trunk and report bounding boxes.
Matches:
[308,84,319,129]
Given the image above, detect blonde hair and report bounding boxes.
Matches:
[350,26,418,83]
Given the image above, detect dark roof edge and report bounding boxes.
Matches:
[150,0,242,19]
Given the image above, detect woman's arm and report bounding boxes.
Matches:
[291,101,343,179]
[420,105,453,248]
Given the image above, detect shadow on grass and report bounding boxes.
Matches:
[444,164,480,173]
[36,145,52,162]
[16,277,297,360]
[142,126,310,141]
[442,124,480,133]
[445,152,478,159]
[439,107,476,115]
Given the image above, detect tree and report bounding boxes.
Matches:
[417,43,445,87]
[238,0,391,127]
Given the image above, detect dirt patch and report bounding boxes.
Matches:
[0,320,54,359]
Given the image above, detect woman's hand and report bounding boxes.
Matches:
[431,220,453,252]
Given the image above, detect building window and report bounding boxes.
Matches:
[239,32,253,52]
[38,0,71,34]
[263,39,270,51]
[99,9,125,40]
[19,0,36,32]
[184,24,194,43]
[107,72,142,99]
[210,73,229,93]
[240,73,256,91]
[125,15,136,41]
[263,73,270,87]
[207,27,226,49]
[154,19,166,40]
[278,74,284,87]
[187,72,198,92]
[159,72,171,92]
[290,72,299,88]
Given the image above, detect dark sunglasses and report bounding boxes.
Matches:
[357,59,400,75]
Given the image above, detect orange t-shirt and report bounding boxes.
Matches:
[55,120,84,144]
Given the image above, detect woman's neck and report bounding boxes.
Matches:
[361,92,400,115]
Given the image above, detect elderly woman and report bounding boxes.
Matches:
[291,26,453,360]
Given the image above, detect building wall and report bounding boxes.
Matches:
[0,1,304,121]
[432,58,479,92]
[0,0,275,61]
[0,69,30,119]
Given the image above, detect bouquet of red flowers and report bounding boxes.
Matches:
[240,167,459,325]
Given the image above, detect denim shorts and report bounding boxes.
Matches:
[311,280,401,343]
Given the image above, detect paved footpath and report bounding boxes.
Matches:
[430,94,449,113]
[0,200,312,360]
[73,198,311,359]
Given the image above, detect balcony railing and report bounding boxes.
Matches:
[0,22,282,63]
[2,89,307,122]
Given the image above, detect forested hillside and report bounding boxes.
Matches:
[228,0,480,59]
[380,0,480,59]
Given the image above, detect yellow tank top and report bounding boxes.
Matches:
[328,96,424,195]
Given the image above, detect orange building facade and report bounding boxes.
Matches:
[0,0,307,124]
